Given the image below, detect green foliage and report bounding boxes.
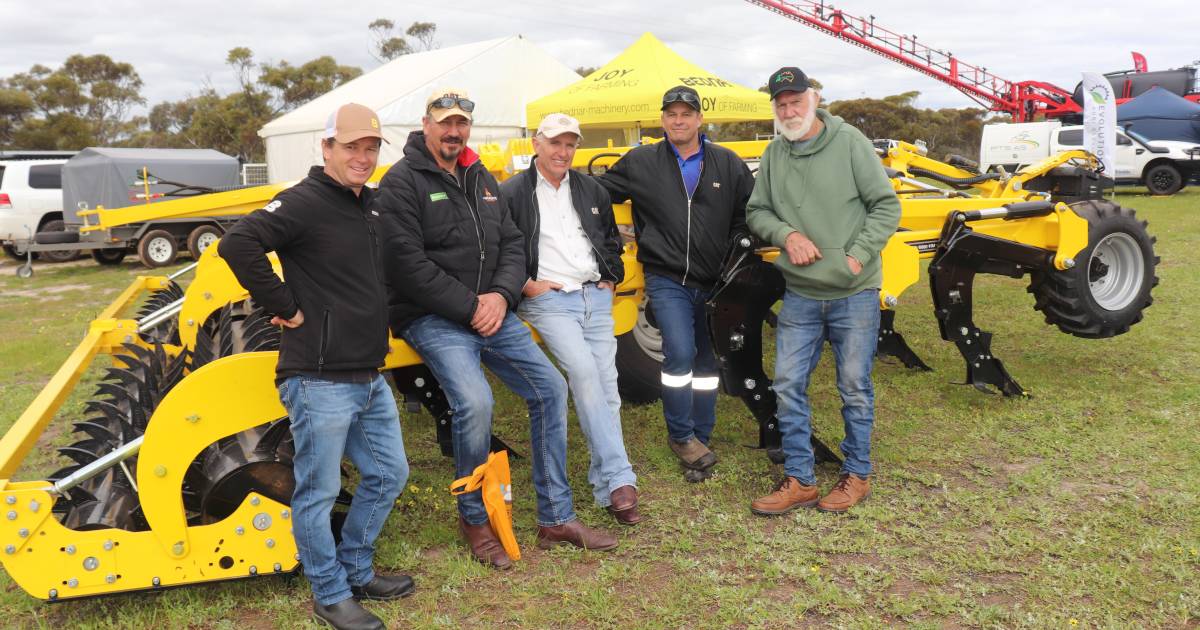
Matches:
[829,91,1002,159]
[369,18,438,62]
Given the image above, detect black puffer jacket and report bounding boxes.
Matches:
[218,167,389,376]
[374,131,526,332]
[500,159,624,288]
[598,138,753,291]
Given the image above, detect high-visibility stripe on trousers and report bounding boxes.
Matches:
[661,372,719,390]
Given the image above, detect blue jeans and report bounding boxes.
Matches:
[643,273,720,444]
[518,284,637,507]
[278,373,409,606]
[402,312,574,527]
[774,289,880,485]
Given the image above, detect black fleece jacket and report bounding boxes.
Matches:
[373,131,526,333]
[217,166,389,376]
[500,160,624,289]
[597,138,752,291]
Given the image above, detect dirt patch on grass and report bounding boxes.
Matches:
[0,283,92,299]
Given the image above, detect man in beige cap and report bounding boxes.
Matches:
[221,103,412,630]
[502,113,642,525]
[375,91,618,570]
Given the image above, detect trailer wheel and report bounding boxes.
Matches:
[34,220,80,263]
[1144,163,1182,196]
[3,244,32,261]
[187,225,222,259]
[1028,199,1158,338]
[615,301,663,404]
[91,248,127,265]
[138,229,179,268]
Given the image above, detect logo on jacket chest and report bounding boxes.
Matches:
[482,186,498,203]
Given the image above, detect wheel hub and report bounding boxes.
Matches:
[1087,232,1144,311]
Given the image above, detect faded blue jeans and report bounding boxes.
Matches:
[402,312,574,527]
[518,283,637,507]
[773,288,880,484]
[643,272,720,445]
[278,373,409,606]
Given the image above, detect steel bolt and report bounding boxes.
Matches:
[253,513,272,531]
[152,577,161,587]
[48,589,57,600]
[186,319,195,326]
[172,541,185,556]
[106,574,116,584]
[203,291,213,300]
[65,545,76,555]
[265,538,275,548]
[67,578,78,588]
[414,377,425,388]
[83,556,99,571]
[4,545,14,555]
[235,526,245,536]
[5,495,14,505]
[295,553,301,561]
[249,565,258,576]
[743,378,757,390]
[281,510,290,520]
[753,394,762,401]
[124,335,133,343]
[154,465,167,477]
[959,327,969,336]
[103,540,113,551]
[186,414,201,423]
[884,295,899,308]
[250,496,261,506]
[28,499,39,513]
[273,563,282,572]
[18,528,29,538]
[1063,258,1076,269]
[6,510,16,521]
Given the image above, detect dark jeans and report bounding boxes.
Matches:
[644,272,719,444]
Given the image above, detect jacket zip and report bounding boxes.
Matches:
[674,147,705,286]
[318,307,331,373]
[443,166,486,293]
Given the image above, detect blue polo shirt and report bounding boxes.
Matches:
[667,133,706,198]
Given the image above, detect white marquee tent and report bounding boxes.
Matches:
[258,36,579,182]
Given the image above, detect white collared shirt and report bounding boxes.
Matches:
[534,168,600,292]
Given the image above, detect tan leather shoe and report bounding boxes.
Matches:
[607,485,643,525]
[750,476,819,516]
[459,516,512,570]
[536,520,618,551]
[668,437,717,470]
[817,474,871,513]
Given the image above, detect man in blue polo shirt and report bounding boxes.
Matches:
[598,85,754,482]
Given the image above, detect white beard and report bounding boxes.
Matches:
[776,106,817,142]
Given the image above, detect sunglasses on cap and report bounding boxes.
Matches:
[427,96,476,113]
[662,90,701,109]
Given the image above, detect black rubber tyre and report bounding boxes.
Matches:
[34,219,80,262]
[91,248,127,265]
[186,224,222,259]
[2,244,32,261]
[1144,163,1182,196]
[1028,199,1158,338]
[137,229,179,268]
[614,302,663,404]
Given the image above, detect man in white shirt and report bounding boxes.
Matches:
[502,113,642,525]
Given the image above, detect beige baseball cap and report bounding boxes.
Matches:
[536,113,583,140]
[425,88,474,122]
[323,103,386,144]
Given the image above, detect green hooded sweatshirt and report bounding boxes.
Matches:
[746,110,901,300]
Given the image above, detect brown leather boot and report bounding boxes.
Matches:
[459,516,512,570]
[606,485,643,525]
[750,476,819,516]
[668,437,717,470]
[817,474,871,513]
[536,520,618,551]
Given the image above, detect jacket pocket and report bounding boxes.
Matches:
[785,247,857,291]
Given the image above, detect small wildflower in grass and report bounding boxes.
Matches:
[1069,619,1079,626]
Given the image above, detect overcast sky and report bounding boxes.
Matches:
[5,1,1198,113]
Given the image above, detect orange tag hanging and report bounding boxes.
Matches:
[449,450,521,561]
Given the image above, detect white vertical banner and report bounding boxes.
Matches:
[1081,72,1116,177]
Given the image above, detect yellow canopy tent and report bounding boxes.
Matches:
[526,32,772,130]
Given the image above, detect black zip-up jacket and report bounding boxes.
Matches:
[374,131,526,333]
[500,159,624,291]
[598,138,753,291]
[218,166,389,376]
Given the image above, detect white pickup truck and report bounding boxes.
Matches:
[980,121,1200,195]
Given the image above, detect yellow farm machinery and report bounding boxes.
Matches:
[0,139,1157,600]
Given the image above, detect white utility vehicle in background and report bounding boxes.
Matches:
[0,151,78,262]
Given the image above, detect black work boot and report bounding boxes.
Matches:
[313,597,385,630]
[351,573,415,601]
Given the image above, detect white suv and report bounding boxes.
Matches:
[0,152,77,262]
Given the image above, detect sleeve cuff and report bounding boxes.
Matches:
[773,226,798,248]
[848,243,873,267]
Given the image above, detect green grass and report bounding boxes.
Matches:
[1,188,1198,628]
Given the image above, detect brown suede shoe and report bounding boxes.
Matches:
[817,474,871,513]
[606,485,643,525]
[459,516,513,570]
[536,520,618,551]
[668,437,717,470]
[750,476,819,516]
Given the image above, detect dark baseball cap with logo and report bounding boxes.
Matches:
[661,85,701,111]
[768,67,811,100]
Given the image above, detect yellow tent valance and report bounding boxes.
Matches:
[526,32,773,128]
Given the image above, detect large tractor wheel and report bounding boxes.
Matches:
[1028,199,1158,338]
[615,300,663,404]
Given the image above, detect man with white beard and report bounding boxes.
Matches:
[745,67,900,516]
